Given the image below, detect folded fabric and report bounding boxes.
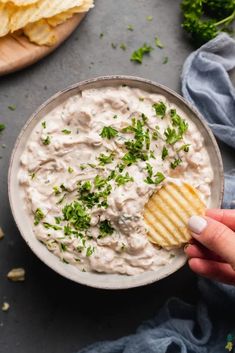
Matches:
[77,34,235,353]
[78,279,235,353]
[182,33,235,209]
[182,33,235,149]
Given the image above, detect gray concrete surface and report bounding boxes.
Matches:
[0,1,234,352]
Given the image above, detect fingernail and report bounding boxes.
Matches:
[188,215,207,234]
[184,243,190,251]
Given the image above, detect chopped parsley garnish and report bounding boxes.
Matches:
[127,24,134,31]
[130,44,153,64]
[41,121,46,129]
[80,164,87,170]
[100,126,118,139]
[170,109,188,136]
[161,146,168,160]
[8,104,16,111]
[55,216,62,224]
[99,32,104,38]
[150,150,156,159]
[145,162,153,177]
[62,202,91,231]
[79,180,92,192]
[146,15,153,21]
[43,222,62,231]
[162,56,168,64]
[115,172,134,186]
[62,129,71,135]
[107,170,117,180]
[68,166,74,173]
[98,152,114,165]
[155,36,164,48]
[86,246,95,257]
[164,127,180,145]
[120,43,127,50]
[34,208,45,225]
[99,220,114,238]
[170,158,182,169]
[111,42,117,49]
[94,175,107,189]
[42,136,51,145]
[113,115,118,119]
[139,97,145,102]
[53,186,61,195]
[0,124,5,133]
[60,243,67,252]
[177,144,190,153]
[145,172,165,185]
[152,101,167,118]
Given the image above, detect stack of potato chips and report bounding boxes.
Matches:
[0,0,94,46]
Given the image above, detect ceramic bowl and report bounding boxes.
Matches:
[8,76,224,289]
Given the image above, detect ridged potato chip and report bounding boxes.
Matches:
[10,0,86,32]
[23,19,57,46]
[144,182,205,248]
[0,3,12,37]
[47,0,94,27]
[0,0,39,5]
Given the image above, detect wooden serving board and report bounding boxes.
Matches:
[0,13,86,77]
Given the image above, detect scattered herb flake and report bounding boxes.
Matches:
[111,42,117,49]
[0,124,5,133]
[115,172,134,186]
[62,129,71,135]
[155,36,164,48]
[127,24,134,31]
[98,152,114,165]
[86,246,95,257]
[146,15,153,21]
[131,43,153,64]
[152,101,167,118]
[42,136,51,145]
[162,56,169,64]
[170,158,182,169]
[68,166,74,174]
[34,208,45,225]
[42,121,46,129]
[177,144,190,153]
[100,126,118,139]
[8,104,16,111]
[120,43,127,50]
[99,220,114,238]
[99,32,104,38]
[162,146,169,160]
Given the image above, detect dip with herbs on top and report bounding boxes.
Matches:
[18,86,213,275]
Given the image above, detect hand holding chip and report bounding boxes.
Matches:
[185,209,235,285]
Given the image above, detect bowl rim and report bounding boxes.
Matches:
[8,75,224,289]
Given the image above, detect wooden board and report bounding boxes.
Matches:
[0,13,86,77]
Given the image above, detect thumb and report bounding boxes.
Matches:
[188,215,235,269]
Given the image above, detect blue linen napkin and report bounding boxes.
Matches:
[77,34,235,353]
[182,32,235,209]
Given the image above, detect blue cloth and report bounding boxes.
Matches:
[78,34,235,353]
[182,33,235,209]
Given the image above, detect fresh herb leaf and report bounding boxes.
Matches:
[145,162,153,177]
[146,15,153,21]
[43,222,62,231]
[127,24,134,31]
[68,166,74,174]
[170,109,188,135]
[0,124,5,133]
[130,44,153,64]
[34,208,45,225]
[42,121,46,129]
[94,175,107,189]
[162,146,169,160]
[42,136,51,145]
[53,186,61,195]
[60,243,67,252]
[8,104,16,111]
[113,115,118,119]
[115,172,134,186]
[162,56,169,64]
[99,220,114,238]
[153,101,167,118]
[55,216,62,224]
[170,158,182,169]
[154,172,165,185]
[155,36,164,48]
[86,246,95,257]
[100,126,118,139]
[62,129,71,135]
[120,43,127,50]
[177,143,190,152]
[62,202,91,230]
[98,152,114,165]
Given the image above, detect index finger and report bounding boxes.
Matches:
[206,209,235,231]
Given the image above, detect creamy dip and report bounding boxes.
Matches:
[18,86,213,275]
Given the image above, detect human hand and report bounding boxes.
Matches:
[184,209,235,285]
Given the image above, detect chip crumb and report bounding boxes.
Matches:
[2,302,10,312]
[0,227,4,240]
[7,268,25,282]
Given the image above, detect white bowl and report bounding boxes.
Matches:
[8,76,224,289]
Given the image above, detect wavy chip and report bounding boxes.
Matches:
[47,0,94,27]
[0,3,12,37]
[23,19,57,46]
[0,0,39,5]
[144,182,205,248]
[10,0,87,32]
